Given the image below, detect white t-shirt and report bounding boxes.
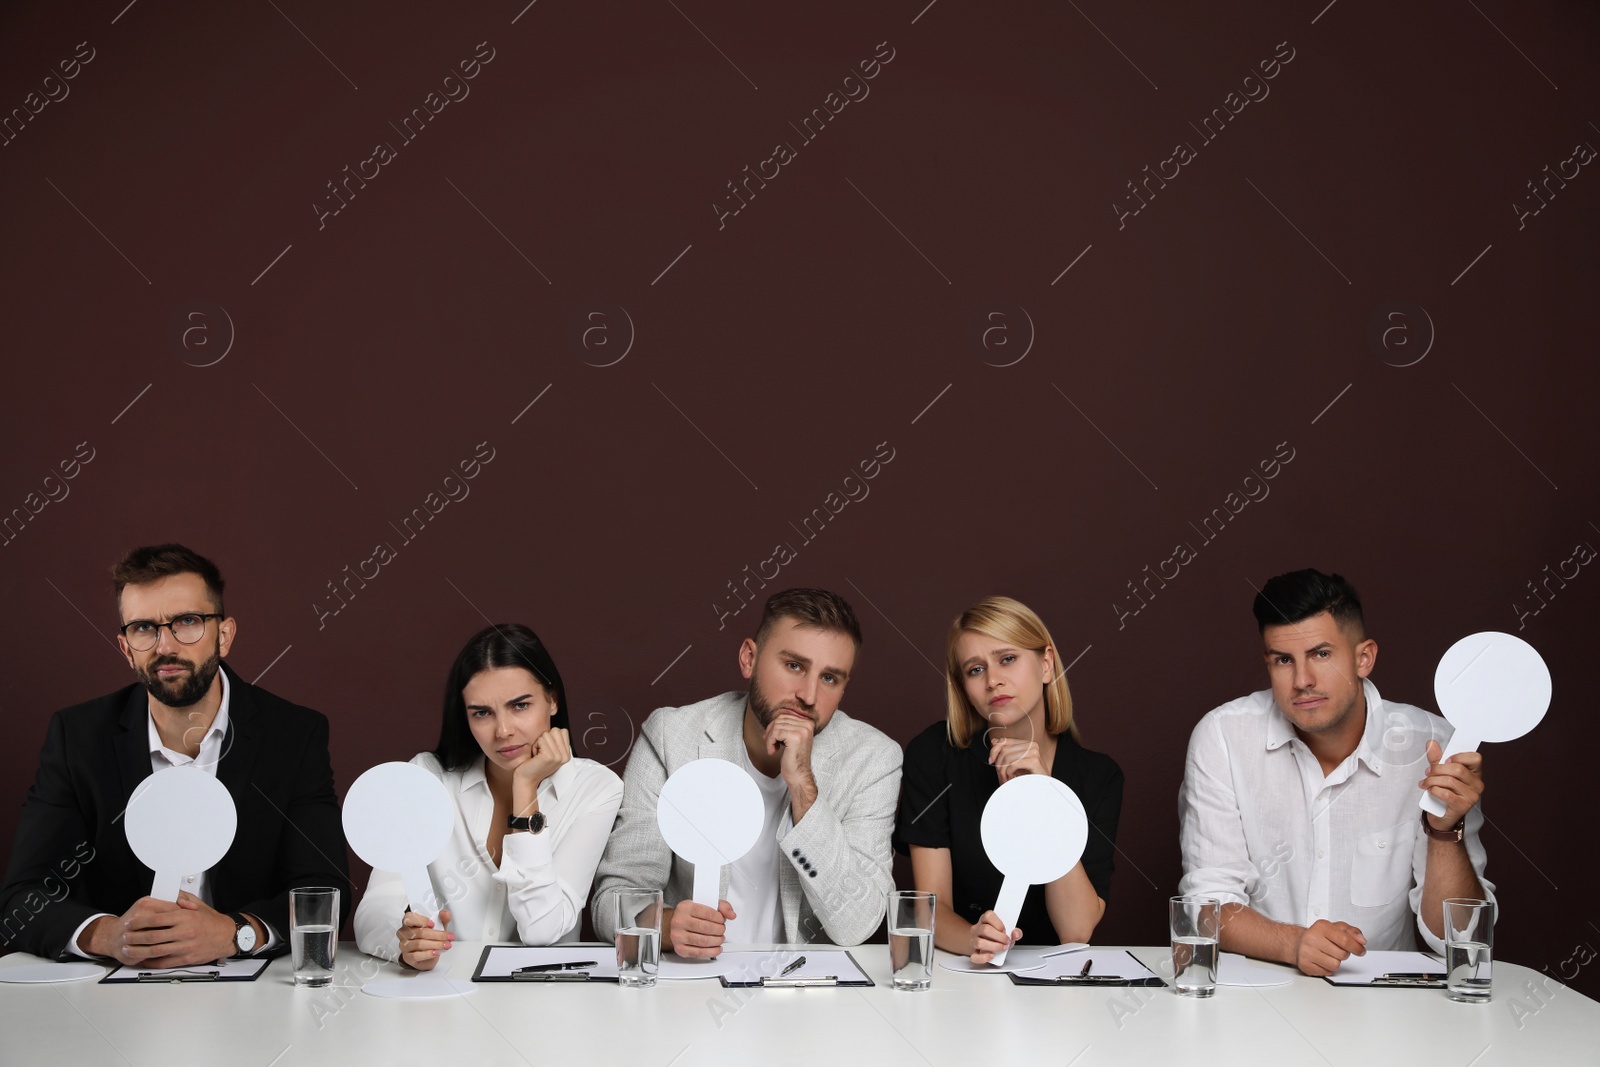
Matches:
[723,745,790,944]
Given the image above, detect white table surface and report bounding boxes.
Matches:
[2,943,1594,1066]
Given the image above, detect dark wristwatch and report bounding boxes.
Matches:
[1420,809,1465,842]
[230,913,258,956]
[507,811,546,834]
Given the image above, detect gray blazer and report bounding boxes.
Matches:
[591,691,902,946]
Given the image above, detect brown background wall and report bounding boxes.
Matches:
[2,0,1596,999]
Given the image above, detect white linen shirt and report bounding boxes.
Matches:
[353,751,623,961]
[1178,679,1494,954]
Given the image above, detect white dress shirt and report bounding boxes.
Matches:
[353,751,623,961]
[1178,679,1494,954]
[68,672,279,957]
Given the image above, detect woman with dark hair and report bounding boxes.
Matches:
[897,596,1124,964]
[353,624,623,968]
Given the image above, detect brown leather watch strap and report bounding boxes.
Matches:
[1420,809,1465,842]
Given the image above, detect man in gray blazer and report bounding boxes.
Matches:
[592,588,902,956]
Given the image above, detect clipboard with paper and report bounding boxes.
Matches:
[101,957,271,984]
[1320,950,1447,988]
[1006,950,1165,987]
[471,945,621,983]
[717,950,875,988]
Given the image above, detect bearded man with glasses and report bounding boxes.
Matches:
[0,544,350,966]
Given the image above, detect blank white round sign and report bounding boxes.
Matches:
[344,762,454,919]
[981,775,1089,884]
[1423,631,1552,817]
[125,767,237,901]
[658,759,763,908]
[980,775,1089,966]
[1434,631,1551,748]
[343,762,454,872]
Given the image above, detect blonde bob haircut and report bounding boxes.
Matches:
[944,596,1078,748]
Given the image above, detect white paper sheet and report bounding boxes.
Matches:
[939,943,1089,974]
[1217,952,1295,987]
[657,948,851,980]
[362,976,477,999]
[1323,950,1445,985]
[659,953,740,980]
[0,962,108,984]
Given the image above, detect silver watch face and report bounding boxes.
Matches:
[236,921,257,953]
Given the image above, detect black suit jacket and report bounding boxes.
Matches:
[0,663,350,959]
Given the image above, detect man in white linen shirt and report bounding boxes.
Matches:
[591,588,902,957]
[1178,569,1492,976]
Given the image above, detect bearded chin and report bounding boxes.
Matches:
[747,678,777,728]
[142,650,222,708]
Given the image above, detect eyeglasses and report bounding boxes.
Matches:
[118,613,223,651]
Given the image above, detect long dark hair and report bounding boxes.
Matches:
[433,623,571,771]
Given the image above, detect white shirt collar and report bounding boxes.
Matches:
[1264,678,1389,775]
[1351,679,1392,776]
[147,667,231,763]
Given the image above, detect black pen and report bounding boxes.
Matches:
[777,956,807,978]
[136,969,219,982]
[514,960,598,974]
[1079,959,1093,977]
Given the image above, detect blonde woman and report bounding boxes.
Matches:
[897,597,1123,963]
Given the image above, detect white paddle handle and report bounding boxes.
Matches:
[150,871,182,903]
[988,876,1029,967]
[403,868,439,923]
[692,862,721,910]
[1418,733,1479,818]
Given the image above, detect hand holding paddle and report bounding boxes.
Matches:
[979,775,1088,967]
[1421,632,1550,818]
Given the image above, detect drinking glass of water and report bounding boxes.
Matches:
[1169,895,1220,997]
[290,887,339,988]
[615,888,663,988]
[888,890,935,991]
[1443,898,1494,1003]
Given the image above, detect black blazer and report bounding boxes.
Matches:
[0,663,350,959]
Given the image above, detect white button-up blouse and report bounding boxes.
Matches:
[353,751,623,960]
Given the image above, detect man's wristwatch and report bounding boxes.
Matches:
[230,913,258,956]
[1420,809,1465,842]
[507,811,546,834]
